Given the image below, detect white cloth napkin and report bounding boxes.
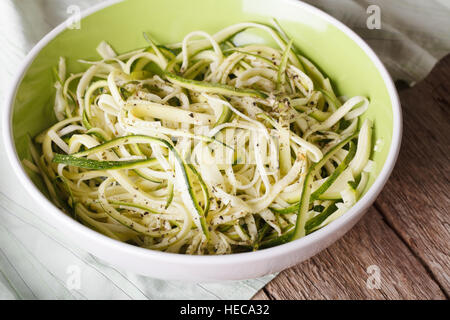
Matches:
[0,0,449,300]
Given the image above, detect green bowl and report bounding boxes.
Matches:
[3,0,401,280]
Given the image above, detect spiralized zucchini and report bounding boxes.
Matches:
[25,21,373,254]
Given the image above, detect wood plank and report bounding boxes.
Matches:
[263,207,446,299]
[252,289,271,300]
[375,54,450,295]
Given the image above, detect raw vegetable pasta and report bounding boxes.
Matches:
[25,20,373,254]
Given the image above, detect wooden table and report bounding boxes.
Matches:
[253,55,450,300]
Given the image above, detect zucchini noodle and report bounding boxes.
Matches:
[25,21,373,254]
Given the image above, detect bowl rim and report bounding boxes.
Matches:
[2,0,402,266]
